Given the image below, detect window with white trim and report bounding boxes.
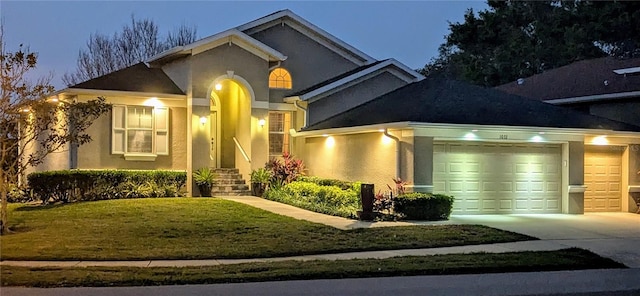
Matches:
[269,112,291,157]
[112,105,169,159]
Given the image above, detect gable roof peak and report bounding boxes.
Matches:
[236,9,376,66]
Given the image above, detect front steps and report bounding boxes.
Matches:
[211,168,251,196]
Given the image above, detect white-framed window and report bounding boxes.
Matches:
[269,112,291,157]
[112,105,169,160]
[269,68,292,89]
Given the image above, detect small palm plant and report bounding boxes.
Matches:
[250,168,272,197]
[193,167,216,197]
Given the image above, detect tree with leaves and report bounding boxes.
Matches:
[423,0,640,87]
[0,29,110,234]
[62,16,197,86]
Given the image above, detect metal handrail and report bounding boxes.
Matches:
[232,137,251,163]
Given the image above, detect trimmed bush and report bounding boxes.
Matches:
[27,170,186,203]
[263,180,361,218]
[393,193,455,221]
[297,176,355,190]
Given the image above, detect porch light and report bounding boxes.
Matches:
[531,135,543,142]
[215,83,222,91]
[200,116,207,125]
[464,132,477,140]
[48,97,59,103]
[592,136,608,145]
[258,119,266,127]
[325,136,335,148]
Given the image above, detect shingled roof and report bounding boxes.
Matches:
[496,57,640,100]
[304,78,640,132]
[71,62,184,95]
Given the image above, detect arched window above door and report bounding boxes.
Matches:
[269,68,292,89]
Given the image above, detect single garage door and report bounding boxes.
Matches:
[433,142,562,214]
[584,146,623,212]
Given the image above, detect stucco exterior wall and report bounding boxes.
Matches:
[76,106,188,170]
[568,99,640,127]
[190,44,269,103]
[307,72,407,125]
[567,141,585,214]
[24,142,70,177]
[161,59,190,93]
[248,24,360,101]
[303,132,396,191]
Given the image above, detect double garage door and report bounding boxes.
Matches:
[433,142,562,214]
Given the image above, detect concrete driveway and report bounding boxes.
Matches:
[447,213,640,268]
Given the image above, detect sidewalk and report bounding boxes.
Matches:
[0,239,567,268]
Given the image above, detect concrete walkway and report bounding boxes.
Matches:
[0,240,565,268]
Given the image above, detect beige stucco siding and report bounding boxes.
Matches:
[304,133,396,191]
[161,59,190,93]
[249,24,360,101]
[76,106,187,170]
[190,44,269,102]
[307,72,407,125]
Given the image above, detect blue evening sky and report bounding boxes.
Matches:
[2,1,488,89]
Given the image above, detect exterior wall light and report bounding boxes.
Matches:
[215,83,222,91]
[592,136,608,145]
[200,116,207,125]
[258,119,266,127]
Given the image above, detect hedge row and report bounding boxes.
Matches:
[263,179,361,218]
[27,170,186,203]
[394,193,455,221]
[297,176,355,190]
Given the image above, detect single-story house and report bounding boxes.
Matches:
[35,10,640,214]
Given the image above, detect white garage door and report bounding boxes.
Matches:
[433,142,562,214]
[584,146,623,212]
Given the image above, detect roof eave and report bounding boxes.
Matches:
[61,88,187,100]
[544,90,640,105]
[147,29,287,65]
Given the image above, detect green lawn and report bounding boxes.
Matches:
[1,198,532,260]
[1,248,626,287]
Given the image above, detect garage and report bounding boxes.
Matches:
[433,142,562,214]
[584,146,624,212]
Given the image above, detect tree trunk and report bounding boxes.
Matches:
[0,169,8,235]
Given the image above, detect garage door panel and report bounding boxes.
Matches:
[434,142,562,214]
[584,147,623,212]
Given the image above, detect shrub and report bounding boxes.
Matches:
[27,170,187,203]
[263,180,361,218]
[297,176,354,190]
[393,192,455,221]
[265,152,305,188]
[6,184,32,203]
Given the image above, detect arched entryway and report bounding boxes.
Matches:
[208,77,253,172]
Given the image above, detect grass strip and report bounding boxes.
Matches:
[1,198,532,261]
[1,248,625,287]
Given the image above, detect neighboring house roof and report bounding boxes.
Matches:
[289,59,424,101]
[146,29,287,65]
[496,57,640,102]
[304,78,640,132]
[236,9,376,66]
[70,62,185,95]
